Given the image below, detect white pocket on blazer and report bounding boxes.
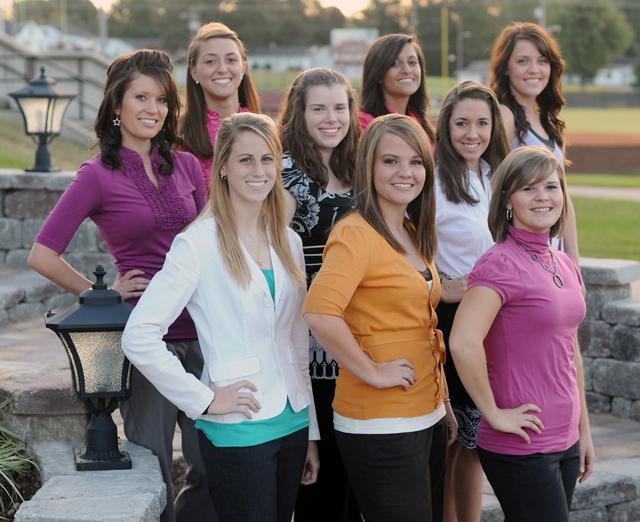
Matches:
[209,356,260,387]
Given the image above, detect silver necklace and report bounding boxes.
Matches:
[511,234,564,288]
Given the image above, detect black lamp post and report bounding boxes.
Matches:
[45,265,133,471]
[9,66,76,173]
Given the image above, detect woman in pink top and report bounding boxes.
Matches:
[358,33,436,147]
[449,147,595,522]
[180,22,260,188]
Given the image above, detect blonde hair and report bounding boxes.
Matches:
[488,146,568,242]
[354,114,436,261]
[209,112,305,287]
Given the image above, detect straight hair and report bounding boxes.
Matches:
[488,146,568,242]
[354,114,436,261]
[180,23,260,160]
[435,81,509,205]
[209,112,305,287]
[360,33,436,144]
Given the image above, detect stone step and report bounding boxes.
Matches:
[0,268,74,326]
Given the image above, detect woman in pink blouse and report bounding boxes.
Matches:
[179,22,260,188]
[28,50,212,522]
[449,147,595,522]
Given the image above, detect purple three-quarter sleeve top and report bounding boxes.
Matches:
[467,225,586,455]
[36,147,207,341]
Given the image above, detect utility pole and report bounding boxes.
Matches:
[441,1,449,79]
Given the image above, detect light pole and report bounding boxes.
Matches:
[9,66,76,173]
[45,265,134,471]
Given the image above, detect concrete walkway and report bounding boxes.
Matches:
[569,185,640,202]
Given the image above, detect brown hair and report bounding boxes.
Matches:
[490,22,566,148]
[360,33,436,144]
[95,49,179,174]
[488,146,567,242]
[279,67,359,187]
[209,112,305,287]
[435,81,509,205]
[180,23,260,160]
[354,114,436,261]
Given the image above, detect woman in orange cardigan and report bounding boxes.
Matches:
[304,114,455,522]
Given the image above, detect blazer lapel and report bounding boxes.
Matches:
[269,243,285,309]
[239,241,272,300]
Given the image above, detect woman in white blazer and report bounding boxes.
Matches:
[123,112,319,522]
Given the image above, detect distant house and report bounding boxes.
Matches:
[330,28,378,78]
[455,60,490,85]
[249,46,332,71]
[14,21,133,58]
[566,59,636,88]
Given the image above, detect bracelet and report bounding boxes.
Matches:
[443,398,451,403]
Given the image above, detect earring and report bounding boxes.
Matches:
[112,116,121,127]
[221,171,227,181]
[506,208,513,221]
[194,79,200,85]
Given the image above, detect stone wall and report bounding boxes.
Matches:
[579,258,640,421]
[0,169,115,324]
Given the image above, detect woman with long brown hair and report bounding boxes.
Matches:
[123,112,319,522]
[358,33,436,145]
[278,67,361,522]
[304,115,452,522]
[490,22,580,263]
[180,22,260,188]
[28,49,211,522]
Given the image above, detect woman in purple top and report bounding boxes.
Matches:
[449,147,595,522]
[28,50,214,522]
[490,22,580,263]
[179,22,260,189]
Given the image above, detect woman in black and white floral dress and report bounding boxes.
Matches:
[279,67,360,522]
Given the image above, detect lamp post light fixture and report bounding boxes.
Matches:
[9,66,76,173]
[45,265,133,471]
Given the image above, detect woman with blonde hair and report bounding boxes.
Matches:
[123,112,319,522]
[304,114,454,522]
[180,22,260,187]
[450,147,595,522]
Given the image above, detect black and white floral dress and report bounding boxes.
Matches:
[281,153,353,380]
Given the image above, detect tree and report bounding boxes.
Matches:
[550,0,633,85]
[14,0,98,33]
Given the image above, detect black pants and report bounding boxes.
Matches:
[336,426,436,522]
[294,379,361,522]
[429,416,448,522]
[478,441,580,522]
[199,428,308,522]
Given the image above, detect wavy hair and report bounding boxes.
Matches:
[435,81,509,205]
[209,112,305,287]
[488,146,567,242]
[490,22,566,148]
[279,67,359,187]
[360,33,435,144]
[94,49,179,174]
[354,114,436,261]
[180,22,260,160]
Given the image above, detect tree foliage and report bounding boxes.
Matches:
[13,0,98,33]
[550,0,633,84]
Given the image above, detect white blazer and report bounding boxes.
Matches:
[122,216,319,440]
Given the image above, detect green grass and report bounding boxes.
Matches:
[574,197,640,260]
[568,173,640,188]
[561,107,640,135]
[0,116,93,171]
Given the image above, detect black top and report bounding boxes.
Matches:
[282,153,353,380]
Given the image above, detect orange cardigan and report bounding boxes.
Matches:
[304,212,445,420]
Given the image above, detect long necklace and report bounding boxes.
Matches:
[511,234,565,288]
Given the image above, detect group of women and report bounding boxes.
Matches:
[28,19,594,522]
